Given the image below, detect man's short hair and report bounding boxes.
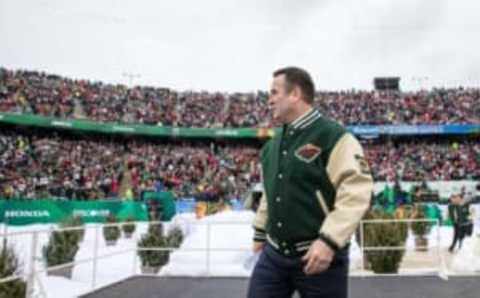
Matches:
[273,67,315,104]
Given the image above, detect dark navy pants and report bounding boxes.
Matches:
[247,243,349,298]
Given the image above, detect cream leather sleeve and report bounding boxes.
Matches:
[320,133,373,249]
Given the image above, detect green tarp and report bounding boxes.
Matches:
[142,191,176,221]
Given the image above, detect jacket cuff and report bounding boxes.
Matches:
[253,227,266,242]
[318,232,340,251]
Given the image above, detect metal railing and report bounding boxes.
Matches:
[0,222,147,298]
[0,217,471,298]
[0,219,253,298]
[358,218,448,278]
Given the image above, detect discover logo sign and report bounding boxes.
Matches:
[73,209,110,218]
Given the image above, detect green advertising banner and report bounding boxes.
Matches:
[0,112,276,139]
[0,200,67,225]
[0,200,149,225]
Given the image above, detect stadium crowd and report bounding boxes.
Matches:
[1,67,479,201]
[365,139,480,181]
[1,67,479,127]
[1,128,479,201]
[0,129,261,201]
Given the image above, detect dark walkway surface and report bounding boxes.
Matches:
[80,275,480,298]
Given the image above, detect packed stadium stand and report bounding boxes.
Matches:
[1,67,480,128]
[1,66,480,298]
[1,67,479,203]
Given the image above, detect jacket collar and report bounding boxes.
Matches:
[289,108,321,131]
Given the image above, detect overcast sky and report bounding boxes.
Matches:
[1,0,479,92]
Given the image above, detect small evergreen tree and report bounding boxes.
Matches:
[137,224,170,271]
[71,215,85,242]
[43,217,81,273]
[0,242,26,298]
[122,216,136,238]
[167,225,184,248]
[103,214,121,244]
[410,204,432,251]
[411,204,432,237]
[363,208,408,273]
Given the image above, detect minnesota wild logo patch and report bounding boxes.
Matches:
[295,144,322,163]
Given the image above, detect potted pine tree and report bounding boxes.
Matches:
[137,224,170,274]
[167,225,184,248]
[103,214,121,246]
[43,217,81,279]
[363,209,408,273]
[122,216,136,239]
[0,242,26,298]
[410,204,432,251]
[72,215,85,242]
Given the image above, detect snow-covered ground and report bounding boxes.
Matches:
[1,210,480,297]
[450,235,480,273]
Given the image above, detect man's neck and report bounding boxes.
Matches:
[286,106,313,125]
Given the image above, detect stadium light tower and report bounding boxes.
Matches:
[411,76,429,90]
[122,72,141,87]
[122,72,141,109]
[420,77,429,90]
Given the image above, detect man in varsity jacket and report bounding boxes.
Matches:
[247,67,373,298]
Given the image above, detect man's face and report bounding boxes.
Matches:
[268,74,295,124]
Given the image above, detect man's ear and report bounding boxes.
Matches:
[291,86,303,103]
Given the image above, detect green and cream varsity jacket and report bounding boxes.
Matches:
[253,109,373,256]
[448,202,471,226]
